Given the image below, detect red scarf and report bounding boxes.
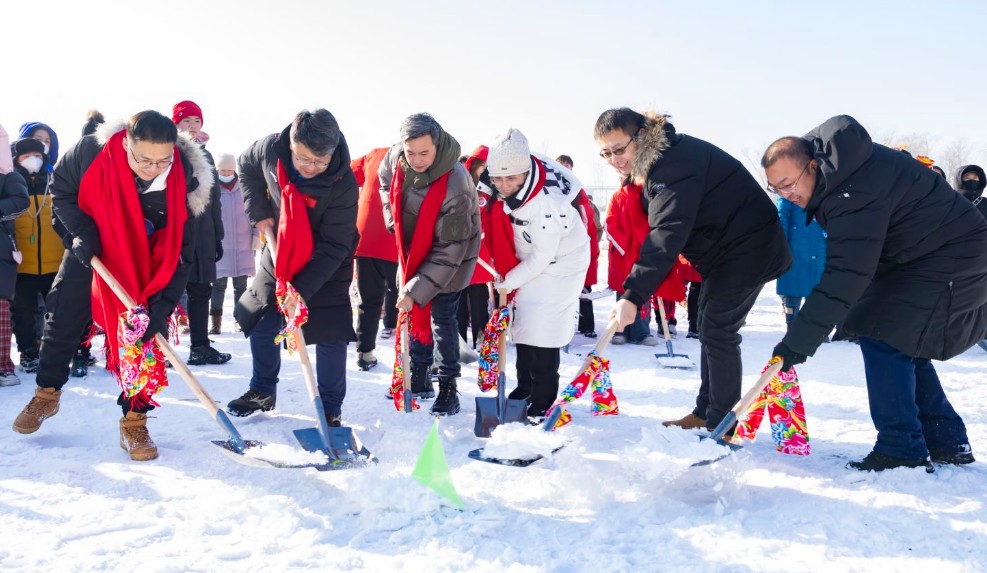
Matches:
[390,162,450,344]
[77,130,187,375]
[274,160,314,286]
[481,157,547,281]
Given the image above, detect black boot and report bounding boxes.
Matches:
[71,349,91,378]
[227,390,276,417]
[430,376,460,416]
[846,451,934,473]
[930,444,975,465]
[188,345,232,366]
[411,364,435,399]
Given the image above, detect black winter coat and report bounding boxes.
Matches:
[0,171,30,299]
[187,147,224,283]
[235,125,358,344]
[621,113,791,306]
[784,115,987,360]
[50,122,213,318]
[953,164,987,221]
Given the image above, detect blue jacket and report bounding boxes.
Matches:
[775,198,826,297]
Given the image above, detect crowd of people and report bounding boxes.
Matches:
[1,103,984,472]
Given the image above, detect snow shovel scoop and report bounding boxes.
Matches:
[654,297,694,369]
[90,257,289,469]
[691,361,783,467]
[473,290,528,438]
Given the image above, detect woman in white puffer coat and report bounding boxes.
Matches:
[482,128,589,418]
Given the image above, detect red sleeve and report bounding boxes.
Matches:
[350,155,366,188]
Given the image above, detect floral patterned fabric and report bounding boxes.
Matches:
[736,358,810,455]
[389,311,420,412]
[116,305,168,410]
[545,351,619,430]
[476,306,510,392]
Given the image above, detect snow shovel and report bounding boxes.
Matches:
[654,297,694,369]
[474,291,528,438]
[90,257,279,467]
[691,361,783,467]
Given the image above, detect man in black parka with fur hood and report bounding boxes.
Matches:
[763,115,987,471]
[227,109,358,425]
[597,108,791,434]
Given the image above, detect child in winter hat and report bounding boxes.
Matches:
[486,128,532,177]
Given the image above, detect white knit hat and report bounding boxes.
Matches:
[487,128,531,177]
[216,153,236,170]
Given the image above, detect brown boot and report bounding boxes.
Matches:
[120,412,159,461]
[13,387,61,434]
[209,310,222,335]
[662,412,706,430]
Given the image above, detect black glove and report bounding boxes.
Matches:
[772,342,806,373]
[215,240,224,262]
[143,300,171,343]
[71,233,102,268]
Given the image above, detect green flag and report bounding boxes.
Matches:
[412,419,464,510]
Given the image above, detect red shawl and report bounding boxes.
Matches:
[390,162,450,344]
[481,157,547,282]
[77,130,187,375]
[274,160,314,286]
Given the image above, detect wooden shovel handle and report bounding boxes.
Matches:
[656,297,673,343]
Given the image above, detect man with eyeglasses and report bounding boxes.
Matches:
[227,109,359,428]
[762,115,986,472]
[596,107,791,434]
[13,110,213,462]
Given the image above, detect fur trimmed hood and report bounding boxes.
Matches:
[631,112,674,187]
[95,120,213,217]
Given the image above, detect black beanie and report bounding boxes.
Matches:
[11,137,46,160]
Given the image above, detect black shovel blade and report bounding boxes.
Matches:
[467,445,565,467]
[473,396,530,438]
[211,439,350,470]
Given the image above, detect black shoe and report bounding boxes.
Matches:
[357,351,378,371]
[227,390,276,417]
[188,345,232,366]
[411,364,435,399]
[430,377,460,416]
[19,351,39,373]
[686,330,699,339]
[71,353,89,378]
[846,451,934,473]
[327,413,342,428]
[580,330,597,339]
[930,444,975,465]
[507,387,530,401]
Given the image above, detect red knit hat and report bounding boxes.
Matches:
[172,100,203,126]
[465,145,489,173]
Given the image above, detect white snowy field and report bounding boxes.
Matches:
[2,280,986,573]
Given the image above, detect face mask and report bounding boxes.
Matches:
[962,179,982,192]
[218,173,236,183]
[19,156,43,174]
[42,143,50,155]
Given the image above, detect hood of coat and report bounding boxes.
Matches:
[272,124,354,189]
[630,112,677,187]
[95,119,213,217]
[953,164,986,201]
[803,115,874,214]
[18,122,59,168]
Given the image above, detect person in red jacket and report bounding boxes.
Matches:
[351,147,399,370]
[557,155,601,338]
[678,255,702,339]
[457,146,494,348]
[604,182,659,345]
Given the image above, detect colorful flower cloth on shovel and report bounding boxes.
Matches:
[390,311,421,412]
[116,305,168,410]
[545,351,619,430]
[735,357,811,455]
[273,280,309,355]
[476,305,510,392]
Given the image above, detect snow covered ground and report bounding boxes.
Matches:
[2,277,986,573]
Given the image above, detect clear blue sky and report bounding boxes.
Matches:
[4,0,984,188]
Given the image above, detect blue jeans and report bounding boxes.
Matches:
[781,296,802,324]
[410,291,462,379]
[859,336,968,459]
[617,294,651,342]
[248,305,347,416]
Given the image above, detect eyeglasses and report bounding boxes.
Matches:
[292,152,331,169]
[598,138,634,160]
[767,162,810,196]
[127,145,173,170]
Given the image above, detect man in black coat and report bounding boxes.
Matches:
[172,100,229,366]
[597,108,791,433]
[763,115,987,471]
[228,109,358,425]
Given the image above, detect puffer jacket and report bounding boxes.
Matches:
[13,167,62,275]
[775,199,826,298]
[0,171,30,298]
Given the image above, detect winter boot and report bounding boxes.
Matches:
[71,350,92,378]
[13,387,61,434]
[357,351,378,371]
[929,444,976,465]
[662,412,706,430]
[846,450,934,473]
[430,376,460,416]
[119,411,158,461]
[380,327,394,339]
[18,350,39,373]
[188,345,232,366]
[227,390,276,417]
[209,310,222,335]
[0,371,21,387]
[410,363,435,399]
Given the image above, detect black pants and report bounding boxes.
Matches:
[410,291,462,378]
[577,293,595,334]
[515,344,561,418]
[210,275,249,313]
[457,283,490,349]
[691,281,764,429]
[37,252,92,390]
[355,257,398,353]
[687,281,702,332]
[186,281,212,348]
[12,272,55,353]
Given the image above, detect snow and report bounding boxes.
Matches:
[2,280,986,572]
